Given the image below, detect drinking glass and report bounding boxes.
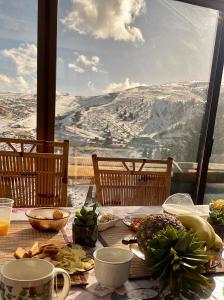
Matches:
[0,198,14,236]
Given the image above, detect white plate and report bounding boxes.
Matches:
[122,214,147,231]
[129,243,145,260]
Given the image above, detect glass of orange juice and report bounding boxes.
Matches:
[0,198,14,236]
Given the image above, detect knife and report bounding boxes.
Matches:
[122,237,137,245]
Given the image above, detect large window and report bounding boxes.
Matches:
[0,0,223,205]
[55,0,218,204]
[0,0,37,140]
[204,80,224,203]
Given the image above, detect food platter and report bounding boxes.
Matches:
[122,214,147,232]
[52,244,94,275]
[14,242,94,275]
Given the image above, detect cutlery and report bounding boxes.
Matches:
[122,237,137,245]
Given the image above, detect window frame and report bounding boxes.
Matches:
[195,12,224,203]
[36,0,224,203]
[37,0,58,143]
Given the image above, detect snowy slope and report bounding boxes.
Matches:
[1,81,223,162]
[55,81,209,161]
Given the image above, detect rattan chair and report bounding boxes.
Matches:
[92,154,173,206]
[0,138,69,207]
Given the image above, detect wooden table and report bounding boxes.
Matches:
[0,206,223,300]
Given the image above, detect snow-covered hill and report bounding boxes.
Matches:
[0,81,223,162]
[55,81,209,161]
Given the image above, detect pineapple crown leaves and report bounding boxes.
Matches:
[74,204,98,226]
[146,226,211,298]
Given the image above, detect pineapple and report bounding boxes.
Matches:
[146,226,211,299]
[136,214,184,253]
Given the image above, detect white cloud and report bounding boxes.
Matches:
[77,54,100,72]
[77,55,99,66]
[87,80,95,90]
[104,77,146,93]
[91,66,98,72]
[0,74,11,86]
[1,43,37,76]
[0,74,31,93]
[68,63,85,73]
[68,53,102,73]
[13,76,30,92]
[61,0,145,42]
[0,43,37,93]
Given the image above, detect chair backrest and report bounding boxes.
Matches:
[92,154,173,206]
[0,138,69,207]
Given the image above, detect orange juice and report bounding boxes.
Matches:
[0,220,10,236]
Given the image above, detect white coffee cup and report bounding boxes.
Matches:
[0,258,70,300]
[93,247,133,288]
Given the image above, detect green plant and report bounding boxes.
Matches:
[209,208,224,226]
[74,204,98,226]
[146,226,211,299]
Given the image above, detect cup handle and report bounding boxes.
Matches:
[54,267,71,300]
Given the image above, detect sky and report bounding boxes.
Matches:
[0,0,218,96]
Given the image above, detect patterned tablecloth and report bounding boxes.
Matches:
[10,206,224,300]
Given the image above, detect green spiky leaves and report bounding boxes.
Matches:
[146,226,211,298]
[74,204,98,226]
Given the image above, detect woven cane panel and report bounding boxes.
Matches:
[99,220,151,279]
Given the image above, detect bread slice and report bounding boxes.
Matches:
[43,245,59,257]
[39,243,56,253]
[14,247,29,259]
[28,241,40,257]
[14,240,66,260]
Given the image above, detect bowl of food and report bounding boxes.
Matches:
[97,214,120,231]
[25,208,71,232]
[208,199,224,239]
[122,214,147,232]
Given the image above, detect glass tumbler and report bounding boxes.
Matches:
[0,198,14,236]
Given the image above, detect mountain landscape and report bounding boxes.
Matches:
[0,81,223,163]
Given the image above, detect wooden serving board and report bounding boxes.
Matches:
[98,219,151,279]
[0,221,87,286]
[99,220,224,278]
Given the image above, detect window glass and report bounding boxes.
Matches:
[204,79,224,204]
[0,0,37,139]
[56,0,218,205]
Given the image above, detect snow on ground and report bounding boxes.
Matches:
[68,186,89,208]
[1,82,224,204]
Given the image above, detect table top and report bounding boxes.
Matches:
[2,206,224,299]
